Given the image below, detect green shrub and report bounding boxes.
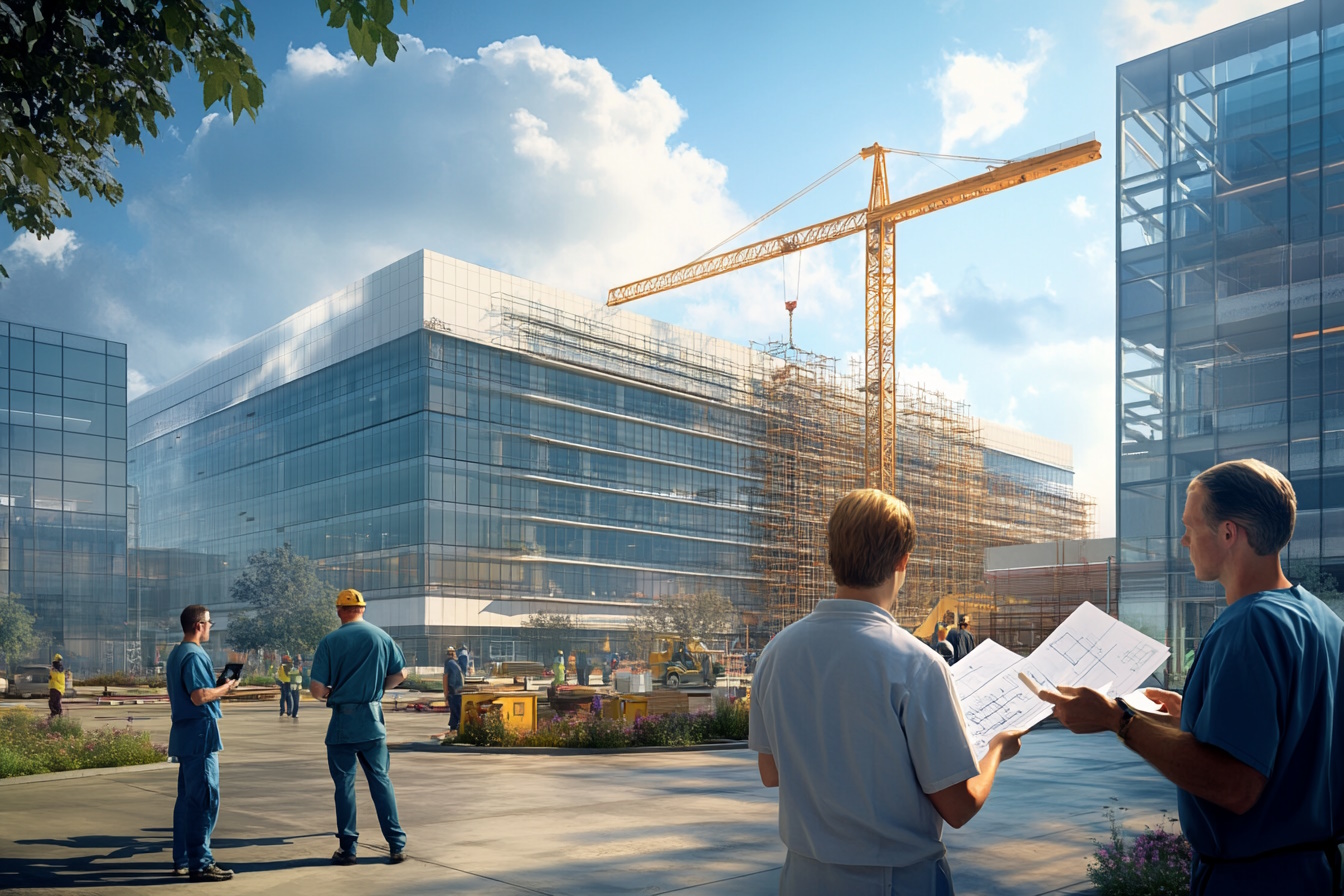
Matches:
[79,671,167,688]
[241,675,275,687]
[0,708,166,778]
[455,708,518,747]
[400,675,443,692]
[704,698,749,740]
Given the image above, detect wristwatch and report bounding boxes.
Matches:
[1115,697,1137,743]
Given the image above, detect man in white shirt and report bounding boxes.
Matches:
[749,488,1024,895]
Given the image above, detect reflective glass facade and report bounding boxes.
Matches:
[1117,0,1344,684]
[0,322,129,672]
[129,252,763,666]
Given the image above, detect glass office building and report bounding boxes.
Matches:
[0,323,129,671]
[1118,0,1344,683]
[128,251,765,665]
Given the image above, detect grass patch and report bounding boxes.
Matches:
[0,707,167,778]
[79,671,166,689]
[454,697,749,749]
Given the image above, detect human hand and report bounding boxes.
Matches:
[225,677,239,691]
[1143,687,1181,717]
[988,729,1026,762]
[1037,685,1121,734]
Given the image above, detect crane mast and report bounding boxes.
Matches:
[608,137,1102,492]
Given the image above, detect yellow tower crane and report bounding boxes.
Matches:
[607,136,1102,493]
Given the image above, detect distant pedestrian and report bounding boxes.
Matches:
[552,650,566,687]
[443,647,464,734]
[577,649,590,686]
[945,614,977,664]
[275,655,296,718]
[456,645,471,677]
[167,604,238,881]
[289,657,304,718]
[310,588,408,866]
[48,654,65,717]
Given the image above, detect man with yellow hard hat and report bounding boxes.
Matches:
[309,588,408,866]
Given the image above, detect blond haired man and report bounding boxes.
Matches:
[749,489,1023,895]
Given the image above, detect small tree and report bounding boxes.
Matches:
[631,590,738,657]
[0,593,39,671]
[522,612,576,663]
[226,544,338,660]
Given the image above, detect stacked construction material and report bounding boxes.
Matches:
[646,691,689,715]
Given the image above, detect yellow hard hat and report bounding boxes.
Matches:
[52,653,62,662]
[336,588,366,607]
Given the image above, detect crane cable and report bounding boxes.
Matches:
[694,147,1009,263]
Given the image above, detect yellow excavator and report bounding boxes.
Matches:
[648,635,718,688]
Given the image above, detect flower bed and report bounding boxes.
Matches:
[454,697,749,748]
[0,708,167,778]
[1088,808,1191,896]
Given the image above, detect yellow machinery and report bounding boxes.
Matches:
[619,695,650,722]
[462,692,538,734]
[648,635,717,688]
[909,594,996,643]
[608,138,1101,492]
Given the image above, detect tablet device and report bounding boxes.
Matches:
[215,663,244,687]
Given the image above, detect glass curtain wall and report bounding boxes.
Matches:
[1117,0,1344,685]
[0,322,129,672]
[130,329,761,663]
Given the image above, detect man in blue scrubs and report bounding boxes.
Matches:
[1045,459,1344,894]
[310,588,408,866]
[166,604,238,881]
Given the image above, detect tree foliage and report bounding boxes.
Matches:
[631,590,738,656]
[0,0,412,276]
[226,544,338,656]
[522,612,576,659]
[1288,560,1344,619]
[0,593,39,670]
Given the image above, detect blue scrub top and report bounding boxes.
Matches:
[165,641,223,757]
[311,619,405,745]
[1179,586,1344,860]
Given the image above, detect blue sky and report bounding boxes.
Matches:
[1,0,1297,536]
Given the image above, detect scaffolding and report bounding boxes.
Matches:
[983,561,1117,653]
[751,359,1095,633]
[749,341,864,633]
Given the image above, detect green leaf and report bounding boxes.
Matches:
[202,72,227,109]
[381,30,399,62]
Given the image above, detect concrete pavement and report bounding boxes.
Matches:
[0,695,1178,894]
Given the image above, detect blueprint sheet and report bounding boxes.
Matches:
[949,601,1170,760]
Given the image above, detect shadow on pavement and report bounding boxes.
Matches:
[2,831,337,889]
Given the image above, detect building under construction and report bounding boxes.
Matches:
[750,343,1095,633]
[982,539,1118,653]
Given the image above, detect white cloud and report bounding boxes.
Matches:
[930,29,1052,153]
[1067,195,1094,220]
[126,368,152,400]
[1109,0,1292,60]
[511,108,569,170]
[1075,237,1110,268]
[897,362,969,401]
[6,228,80,267]
[187,112,221,152]
[285,42,358,78]
[896,272,948,330]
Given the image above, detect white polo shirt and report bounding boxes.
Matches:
[749,599,980,867]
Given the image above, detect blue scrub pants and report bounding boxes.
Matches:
[172,753,220,871]
[326,739,406,855]
[448,693,462,731]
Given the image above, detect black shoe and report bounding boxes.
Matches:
[388,850,406,864]
[189,864,233,881]
[331,850,357,866]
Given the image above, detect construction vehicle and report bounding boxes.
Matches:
[608,136,1101,492]
[908,594,996,643]
[648,635,718,688]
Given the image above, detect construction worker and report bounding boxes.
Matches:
[443,647,464,733]
[48,654,65,717]
[275,655,294,717]
[309,588,408,866]
[552,649,566,687]
[289,656,303,718]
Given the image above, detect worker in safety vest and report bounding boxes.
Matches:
[49,654,66,717]
[274,656,295,718]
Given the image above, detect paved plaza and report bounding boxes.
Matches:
[0,694,1177,895]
